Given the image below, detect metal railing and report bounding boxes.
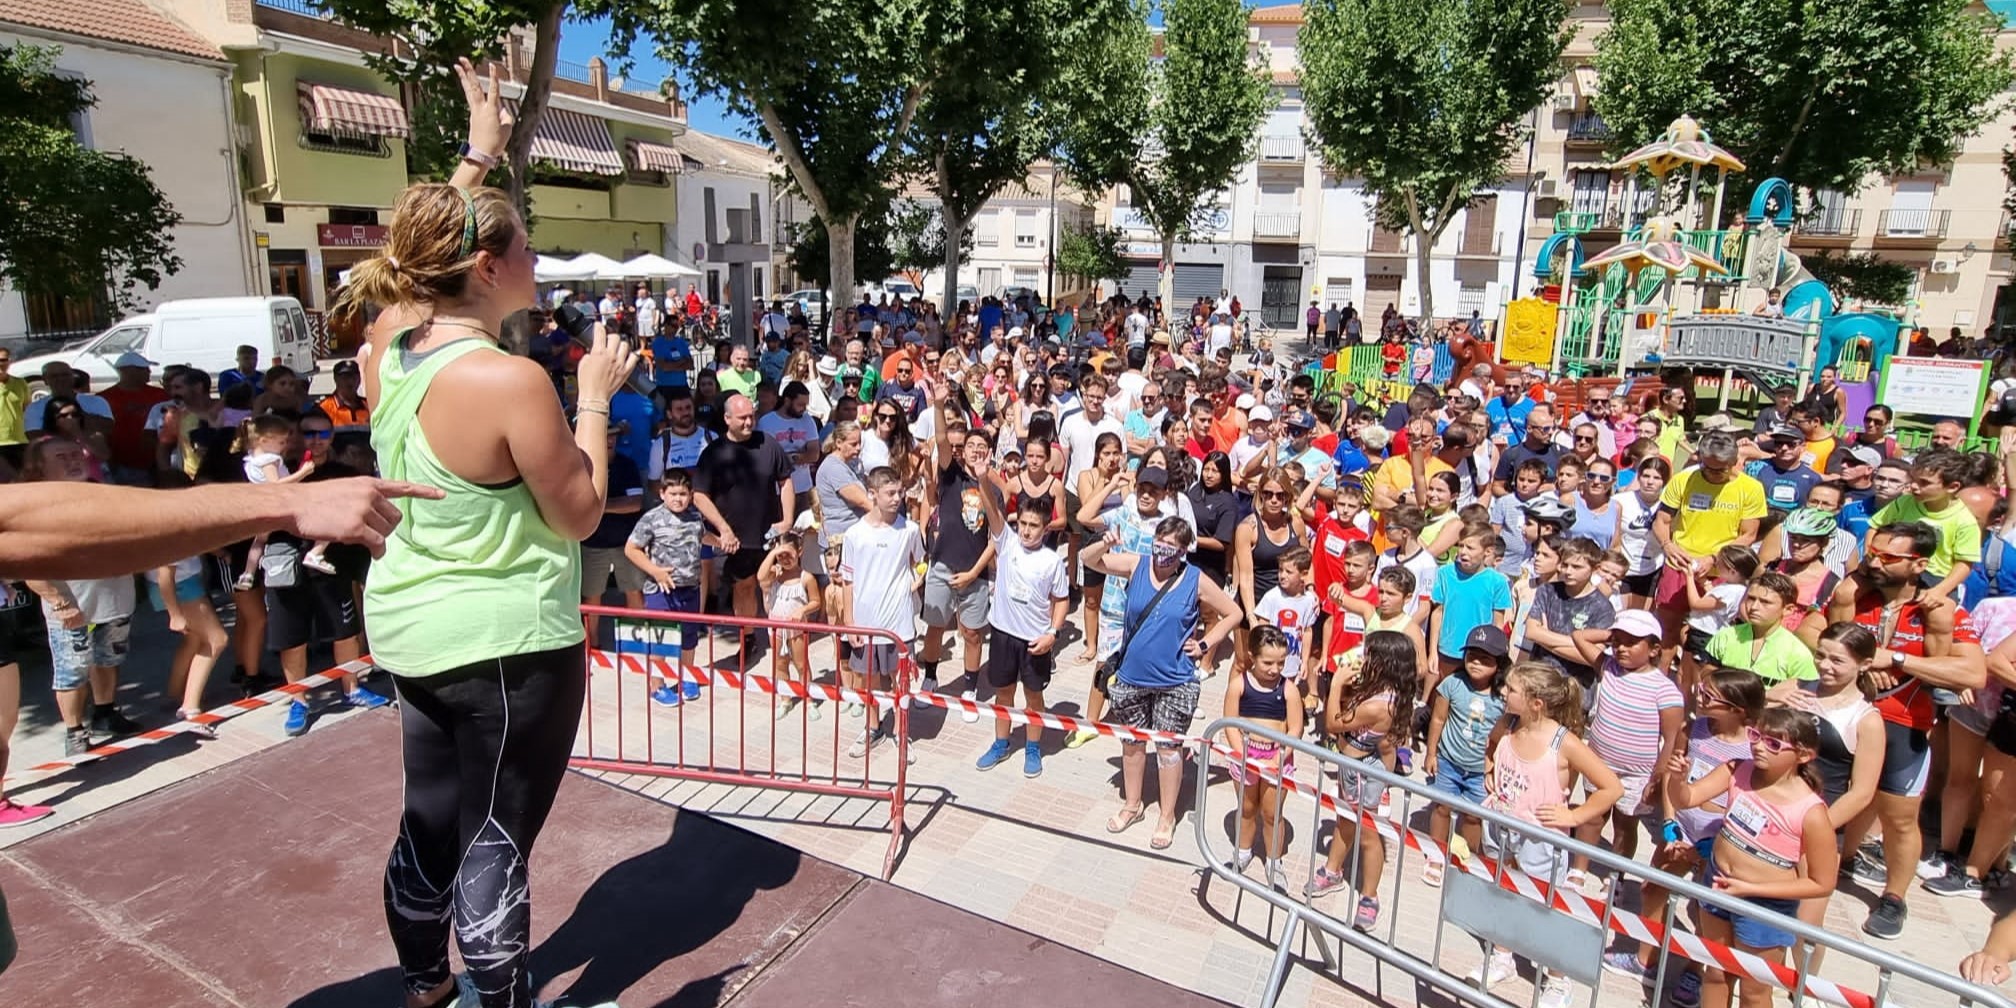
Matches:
[1566,113,1611,143]
[1255,212,1302,239]
[1194,718,2016,1008]
[1800,207,1862,237]
[1878,208,1951,238]
[1259,134,1305,162]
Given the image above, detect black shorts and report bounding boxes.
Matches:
[723,546,767,584]
[1877,720,1932,798]
[1989,702,2016,759]
[986,628,1054,692]
[265,573,362,653]
[1622,569,1660,597]
[1684,628,1714,662]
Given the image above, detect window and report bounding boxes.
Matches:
[24,290,106,335]
[625,167,669,187]
[1014,211,1039,248]
[1013,267,1040,287]
[328,207,379,226]
[300,129,387,157]
[703,188,718,244]
[1570,170,1609,217]
[1325,277,1353,303]
[974,213,999,247]
[264,204,285,224]
[1457,283,1487,316]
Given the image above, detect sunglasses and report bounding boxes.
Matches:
[1259,489,1290,500]
[1747,727,1799,755]
[1574,434,1596,442]
[303,430,334,440]
[1692,688,1729,708]
[1869,549,1917,564]
[1586,473,1614,483]
[877,413,900,422]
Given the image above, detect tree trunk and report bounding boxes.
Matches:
[505,3,564,217]
[1405,189,1435,330]
[756,101,837,337]
[827,215,858,335]
[941,206,968,315]
[1158,230,1176,324]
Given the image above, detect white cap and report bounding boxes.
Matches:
[113,351,155,370]
[1007,326,1025,338]
[1249,404,1274,422]
[1236,393,1257,410]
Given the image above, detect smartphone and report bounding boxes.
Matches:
[554,304,655,397]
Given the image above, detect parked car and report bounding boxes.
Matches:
[19,296,316,389]
[956,284,980,303]
[784,288,831,317]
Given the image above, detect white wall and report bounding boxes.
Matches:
[0,32,252,337]
[672,167,770,264]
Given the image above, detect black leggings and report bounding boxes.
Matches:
[383,642,586,1008]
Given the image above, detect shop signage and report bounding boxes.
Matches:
[317,223,389,248]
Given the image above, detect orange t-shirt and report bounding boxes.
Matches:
[319,395,370,429]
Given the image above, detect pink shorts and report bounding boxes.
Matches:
[1232,738,1296,787]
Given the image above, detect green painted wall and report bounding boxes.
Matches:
[531,217,665,258]
[606,122,681,227]
[238,52,408,208]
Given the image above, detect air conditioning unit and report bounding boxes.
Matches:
[1551,93,1576,111]
[1535,178,1560,199]
[1929,258,1959,274]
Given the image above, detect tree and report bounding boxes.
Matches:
[886,201,972,293]
[1057,223,1131,289]
[592,0,932,334]
[0,44,181,315]
[1595,0,2013,206]
[320,0,567,214]
[1056,0,1272,313]
[1299,0,1571,326]
[787,214,895,294]
[1802,250,1914,307]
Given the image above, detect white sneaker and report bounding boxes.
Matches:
[1917,851,1955,881]
[847,730,871,759]
[1537,971,1576,1008]
[1472,950,1516,989]
[960,688,979,723]
[1234,848,1255,871]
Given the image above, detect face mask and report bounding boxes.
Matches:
[1153,541,1183,565]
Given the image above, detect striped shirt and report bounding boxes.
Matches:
[1587,660,1683,775]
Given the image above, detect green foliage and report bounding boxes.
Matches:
[1056,223,1130,284]
[1056,0,1271,245]
[1594,0,2014,203]
[788,213,895,291]
[0,44,181,313]
[1802,250,1914,307]
[887,201,972,284]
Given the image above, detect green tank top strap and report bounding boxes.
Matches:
[373,329,500,486]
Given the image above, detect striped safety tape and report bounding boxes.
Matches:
[589,647,1876,1008]
[3,658,378,790]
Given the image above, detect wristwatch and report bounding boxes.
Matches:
[1891,650,1907,673]
[458,142,500,169]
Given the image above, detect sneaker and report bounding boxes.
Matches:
[1472,950,1516,989]
[91,705,143,737]
[1924,870,1986,899]
[913,677,938,710]
[1265,859,1287,892]
[1850,848,1889,887]
[976,739,1012,771]
[806,700,824,721]
[1917,850,1957,881]
[177,709,218,740]
[232,571,256,592]
[774,697,799,721]
[1863,893,1907,939]
[842,700,865,719]
[64,727,92,757]
[1986,867,2011,890]
[1304,867,1348,899]
[0,798,54,828]
[345,687,392,710]
[1537,971,1576,1008]
[847,730,872,759]
[1066,727,1098,749]
[1352,895,1380,932]
[300,552,338,575]
[650,684,682,708]
[681,680,702,702]
[1395,746,1413,776]
[1601,951,1655,985]
[1422,860,1444,888]
[1234,849,1255,871]
[1671,968,1703,1008]
[1023,742,1043,778]
[960,688,979,724]
[283,700,310,738]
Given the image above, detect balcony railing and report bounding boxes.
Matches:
[1554,210,1599,233]
[1877,208,1950,239]
[1566,114,1611,143]
[1254,212,1301,239]
[1798,207,1860,237]
[1369,226,1406,254]
[1259,134,1304,162]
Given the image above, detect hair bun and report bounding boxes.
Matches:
[385,255,402,273]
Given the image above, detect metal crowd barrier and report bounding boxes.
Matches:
[573,604,914,879]
[1194,718,2016,1008]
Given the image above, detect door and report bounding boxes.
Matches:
[271,262,311,307]
[978,267,1002,297]
[1262,266,1303,327]
[1171,264,1222,306]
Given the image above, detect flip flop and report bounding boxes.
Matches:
[1150,819,1178,850]
[1106,805,1145,834]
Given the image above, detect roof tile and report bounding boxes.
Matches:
[0,0,220,61]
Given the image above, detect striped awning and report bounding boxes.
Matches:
[506,100,625,176]
[627,139,683,174]
[296,82,410,140]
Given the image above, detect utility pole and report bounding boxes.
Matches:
[1047,163,1058,307]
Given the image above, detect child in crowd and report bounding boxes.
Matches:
[625,470,711,707]
[1307,631,1418,934]
[1255,548,1319,711]
[1422,624,1510,886]
[1786,623,1888,933]
[236,414,336,590]
[1335,566,1429,680]
[1595,550,1630,614]
[840,466,926,759]
[974,496,1072,778]
[1705,572,1817,694]
[1768,507,1846,633]
[1375,504,1439,621]
[1428,528,1514,680]
[152,555,229,736]
[1605,666,1766,999]
[1508,533,1562,656]
[1683,545,1760,689]
[1568,610,1684,896]
[1869,449,1977,604]
[1663,707,1840,1008]
[1521,537,1615,693]
[1226,625,1304,891]
[1476,662,1622,1006]
[758,532,822,719]
[1319,540,1380,684]
[1490,459,1550,575]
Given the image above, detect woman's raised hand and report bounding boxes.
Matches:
[453,57,514,158]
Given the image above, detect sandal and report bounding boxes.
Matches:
[1150,818,1178,850]
[1105,805,1145,834]
[177,709,217,740]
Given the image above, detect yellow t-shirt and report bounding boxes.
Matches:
[1870,495,1981,577]
[1653,410,1687,463]
[1371,455,1453,507]
[1660,465,1768,557]
[0,375,26,446]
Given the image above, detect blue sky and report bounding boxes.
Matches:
[558,0,1304,142]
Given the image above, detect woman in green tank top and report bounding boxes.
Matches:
[327,61,630,1008]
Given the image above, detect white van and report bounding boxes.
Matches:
[18,296,316,388]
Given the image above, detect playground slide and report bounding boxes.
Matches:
[1817,311,1899,381]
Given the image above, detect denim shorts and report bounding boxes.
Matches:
[46,618,131,690]
[1428,762,1488,805]
[1701,851,1801,950]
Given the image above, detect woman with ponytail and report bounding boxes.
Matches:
[342,60,630,1008]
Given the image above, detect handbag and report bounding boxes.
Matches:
[1097,559,1187,692]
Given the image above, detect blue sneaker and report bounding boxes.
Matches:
[681,680,702,702]
[345,687,392,710]
[1023,742,1043,778]
[283,700,309,737]
[650,684,682,707]
[976,739,1011,771]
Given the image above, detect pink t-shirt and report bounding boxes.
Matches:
[1587,660,1683,775]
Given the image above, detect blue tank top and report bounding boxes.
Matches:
[1239,671,1289,721]
[1570,496,1618,546]
[1119,555,1201,689]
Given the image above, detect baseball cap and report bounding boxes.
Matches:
[1766,422,1802,442]
[1085,333,1109,349]
[1283,409,1316,431]
[1840,444,1882,469]
[331,358,360,376]
[1249,404,1275,423]
[1136,466,1169,488]
[1463,624,1511,659]
[1007,326,1025,339]
[1610,610,1664,640]
[113,351,155,370]
[1236,393,1257,411]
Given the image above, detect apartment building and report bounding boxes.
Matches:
[905,164,1099,305]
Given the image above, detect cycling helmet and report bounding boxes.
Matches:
[1780,507,1838,539]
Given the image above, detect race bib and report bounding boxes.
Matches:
[1726,798,1769,837]
[1342,612,1366,632]
[1770,483,1796,504]
[1323,536,1347,557]
[1687,492,1712,512]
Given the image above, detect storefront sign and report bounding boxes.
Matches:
[317,223,389,248]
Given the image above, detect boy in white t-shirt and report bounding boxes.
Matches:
[1254,547,1319,713]
[1373,505,1439,621]
[975,493,1073,778]
[839,465,925,760]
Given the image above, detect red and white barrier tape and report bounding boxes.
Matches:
[589,647,1875,1008]
[4,658,378,790]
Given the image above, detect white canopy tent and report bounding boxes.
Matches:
[534,254,594,283]
[619,253,702,279]
[563,252,631,281]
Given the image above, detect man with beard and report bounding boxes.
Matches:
[1803,520,1986,940]
[916,384,999,714]
[646,388,714,491]
[1490,402,1565,499]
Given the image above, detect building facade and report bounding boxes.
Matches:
[0,0,256,340]
[670,129,782,313]
[899,164,1099,307]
